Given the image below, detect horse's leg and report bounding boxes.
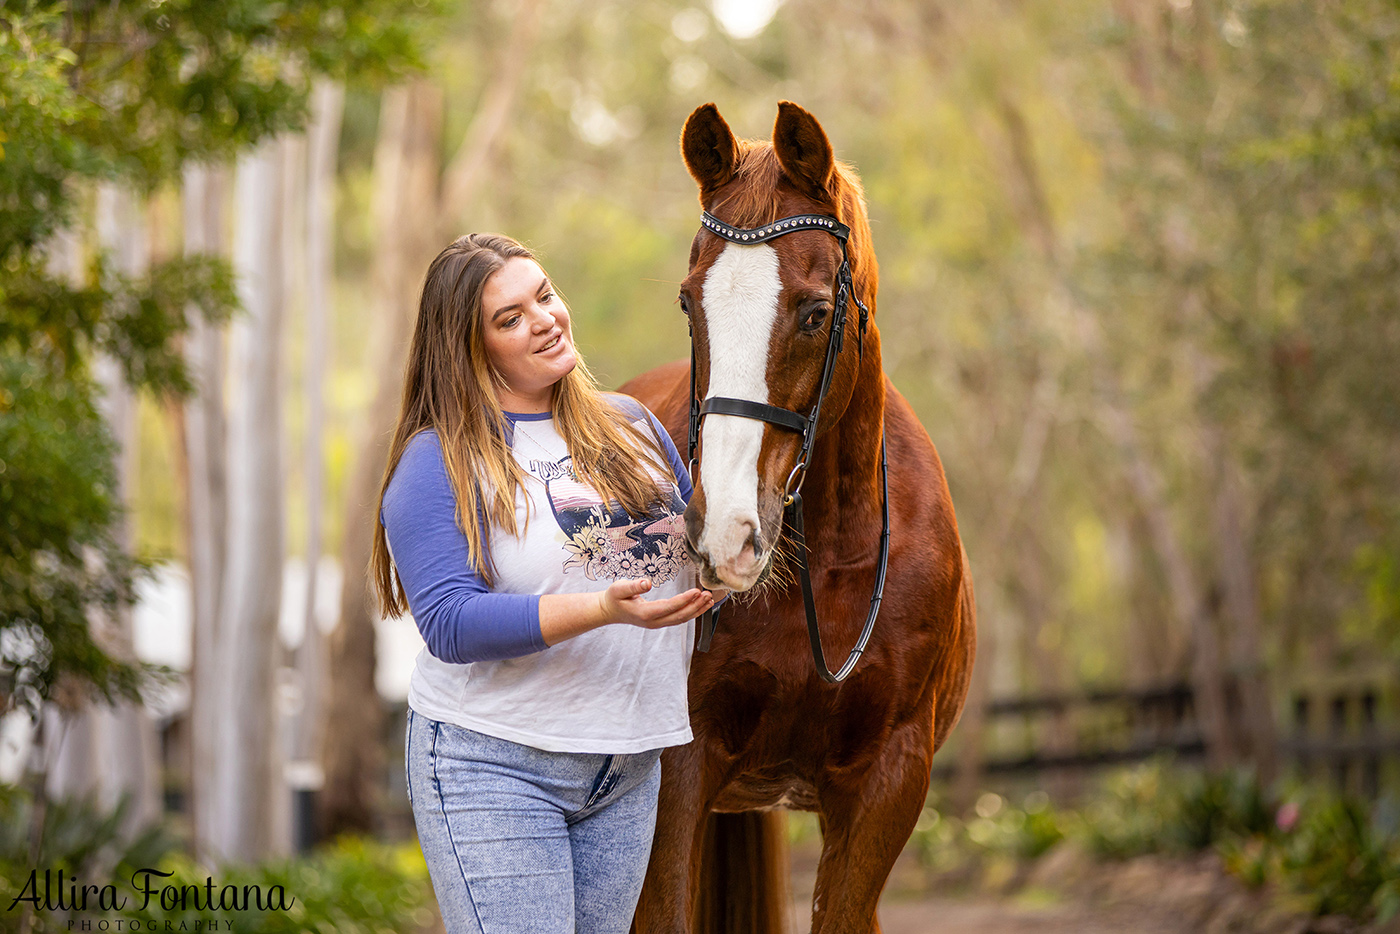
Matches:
[808,722,933,934]
[634,740,710,934]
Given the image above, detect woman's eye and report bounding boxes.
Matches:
[541,291,555,303]
[503,314,521,329]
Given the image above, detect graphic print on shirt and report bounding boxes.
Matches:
[530,456,688,583]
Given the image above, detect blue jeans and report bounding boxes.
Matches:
[405,710,663,933]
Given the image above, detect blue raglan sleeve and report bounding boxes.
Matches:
[645,409,693,503]
[380,432,547,664]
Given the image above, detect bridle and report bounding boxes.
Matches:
[686,209,891,684]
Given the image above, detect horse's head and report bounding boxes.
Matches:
[679,101,877,592]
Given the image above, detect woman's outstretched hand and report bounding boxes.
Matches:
[539,579,718,646]
[600,578,715,630]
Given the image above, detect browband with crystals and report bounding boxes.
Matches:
[701,211,851,245]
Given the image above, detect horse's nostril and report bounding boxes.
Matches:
[749,525,761,556]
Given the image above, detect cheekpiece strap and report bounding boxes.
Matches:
[701,211,851,245]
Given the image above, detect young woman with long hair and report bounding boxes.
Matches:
[372,233,715,933]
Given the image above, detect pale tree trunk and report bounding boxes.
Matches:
[181,162,230,864]
[45,185,163,833]
[288,82,344,837]
[992,95,1236,768]
[1016,494,1075,796]
[1206,426,1279,782]
[438,0,544,236]
[952,337,1062,807]
[212,139,288,862]
[268,130,307,853]
[322,0,542,833]
[321,80,443,837]
[1098,399,1235,767]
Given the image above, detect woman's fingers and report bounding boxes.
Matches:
[631,588,713,626]
[608,577,653,601]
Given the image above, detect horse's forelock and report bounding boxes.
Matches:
[713,141,876,312]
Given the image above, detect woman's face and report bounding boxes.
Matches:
[479,257,577,413]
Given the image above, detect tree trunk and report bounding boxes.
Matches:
[288,82,343,847]
[46,185,163,834]
[320,80,443,837]
[320,0,543,833]
[181,162,230,863]
[438,0,544,236]
[1206,426,1279,782]
[212,139,287,862]
[1098,399,1235,767]
[991,95,1235,769]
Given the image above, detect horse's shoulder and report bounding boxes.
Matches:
[617,358,691,441]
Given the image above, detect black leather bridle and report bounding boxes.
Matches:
[686,210,891,684]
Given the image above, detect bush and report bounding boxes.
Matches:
[914,763,1400,923]
[0,786,437,933]
[114,839,437,933]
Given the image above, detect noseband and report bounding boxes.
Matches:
[687,210,891,684]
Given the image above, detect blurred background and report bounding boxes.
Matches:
[2,0,1399,930]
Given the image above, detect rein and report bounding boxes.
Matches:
[687,210,891,684]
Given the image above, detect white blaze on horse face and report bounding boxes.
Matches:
[697,242,782,589]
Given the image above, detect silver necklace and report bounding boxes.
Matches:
[509,417,563,463]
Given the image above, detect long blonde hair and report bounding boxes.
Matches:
[371,233,673,613]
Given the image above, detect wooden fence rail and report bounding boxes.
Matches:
[930,681,1400,798]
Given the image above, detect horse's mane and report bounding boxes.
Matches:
[713,140,878,314]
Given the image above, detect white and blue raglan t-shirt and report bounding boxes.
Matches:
[380,396,696,754]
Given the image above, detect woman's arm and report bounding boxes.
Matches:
[383,432,713,662]
[382,433,544,663]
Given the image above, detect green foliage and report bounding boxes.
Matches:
[1276,795,1400,919]
[916,765,1400,922]
[1083,762,1276,858]
[0,787,435,933]
[908,789,1069,887]
[2,0,436,191]
[0,352,149,714]
[1,255,238,394]
[0,785,181,933]
[113,839,437,933]
[0,0,428,726]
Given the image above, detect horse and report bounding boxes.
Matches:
[620,101,977,934]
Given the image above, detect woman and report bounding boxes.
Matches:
[371,233,714,933]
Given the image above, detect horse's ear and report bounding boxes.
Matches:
[682,103,739,202]
[773,101,835,200]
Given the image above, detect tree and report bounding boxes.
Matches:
[0,0,431,849]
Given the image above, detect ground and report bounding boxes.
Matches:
[787,839,1400,934]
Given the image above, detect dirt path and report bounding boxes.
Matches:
[785,847,1398,934]
[785,893,1198,934]
[872,895,1198,934]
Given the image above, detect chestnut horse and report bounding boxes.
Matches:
[621,102,976,934]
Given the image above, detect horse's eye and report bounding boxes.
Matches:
[799,303,830,332]
[679,293,692,317]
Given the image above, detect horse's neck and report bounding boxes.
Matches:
[799,341,886,544]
